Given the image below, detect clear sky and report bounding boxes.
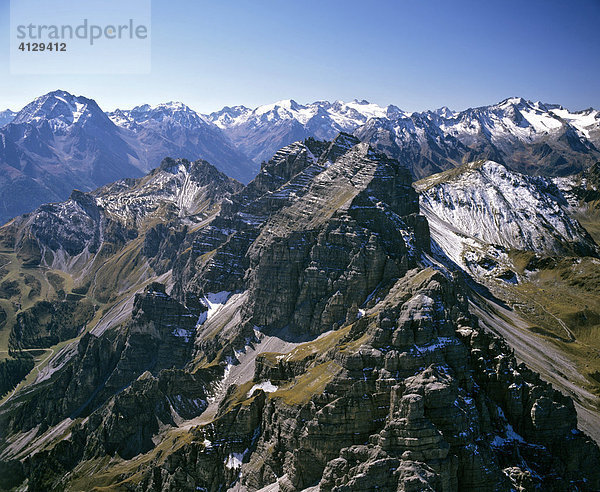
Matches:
[0,0,598,113]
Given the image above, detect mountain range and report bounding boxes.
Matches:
[0,91,255,225]
[357,98,600,178]
[0,91,599,490]
[0,130,599,490]
[207,99,405,163]
[107,102,257,182]
[209,97,600,178]
[1,91,599,226]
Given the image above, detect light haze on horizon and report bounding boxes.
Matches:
[0,0,598,114]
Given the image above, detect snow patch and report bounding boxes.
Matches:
[491,423,526,447]
[247,381,278,397]
[172,328,193,342]
[197,291,232,326]
[225,450,247,469]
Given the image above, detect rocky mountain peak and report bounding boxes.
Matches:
[0,109,16,127]
[432,106,456,118]
[156,157,243,190]
[68,188,99,213]
[171,133,426,334]
[277,98,301,110]
[158,156,195,172]
[12,89,109,131]
[319,132,362,162]
[117,101,209,129]
[496,96,530,109]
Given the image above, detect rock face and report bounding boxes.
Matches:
[0,356,34,397]
[0,283,204,436]
[172,133,427,337]
[116,269,598,492]
[10,298,94,349]
[0,134,598,491]
[553,161,600,227]
[0,157,241,376]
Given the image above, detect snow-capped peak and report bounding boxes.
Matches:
[549,106,600,139]
[12,90,103,130]
[129,101,196,115]
[432,106,456,118]
[342,99,391,119]
[0,109,16,127]
[110,100,210,128]
[209,105,252,129]
[144,101,203,117]
[253,99,302,117]
[434,96,574,146]
[271,99,301,110]
[207,98,403,130]
[156,101,188,110]
[497,96,529,109]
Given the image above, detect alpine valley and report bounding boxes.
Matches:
[0,92,599,491]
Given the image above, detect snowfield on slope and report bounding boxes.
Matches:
[416,160,597,256]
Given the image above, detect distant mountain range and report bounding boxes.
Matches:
[106,102,257,181]
[207,97,600,178]
[207,99,405,163]
[0,91,255,225]
[0,91,599,225]
[357,97,600,178]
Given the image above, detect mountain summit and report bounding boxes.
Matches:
[0,90,143,225]
[0,109,16,128]
[12,90,110,131]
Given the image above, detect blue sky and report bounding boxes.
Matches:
[0,0,598,113]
